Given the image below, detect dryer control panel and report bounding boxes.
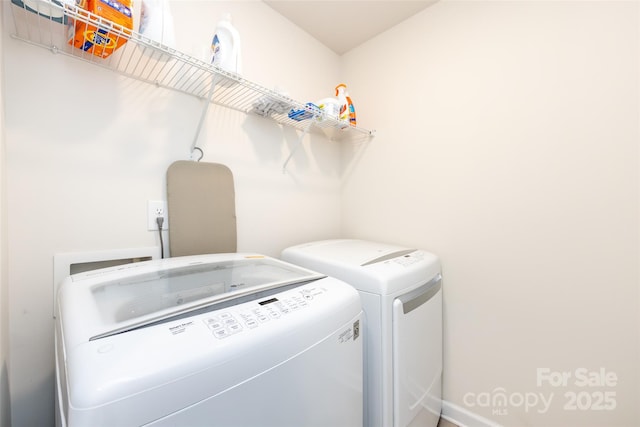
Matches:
[389,250,425,267]
[202,286,327,339]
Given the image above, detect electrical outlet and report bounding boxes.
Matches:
[147,200,168,230]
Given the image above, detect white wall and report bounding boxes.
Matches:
[2,1,342,425]
[0,1,11,425]
[341,1,639,426]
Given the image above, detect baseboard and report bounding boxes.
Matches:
[441,400,503,427]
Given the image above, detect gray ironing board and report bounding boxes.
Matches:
[167,161,237,256]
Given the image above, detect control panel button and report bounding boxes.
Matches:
[244,319,259,329]
[213,328,229,339]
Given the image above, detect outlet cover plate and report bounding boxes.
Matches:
[147,200,168,230]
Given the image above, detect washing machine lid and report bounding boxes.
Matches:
[282,240,442,295]
[58,254,324,348]
[288,239,414,266]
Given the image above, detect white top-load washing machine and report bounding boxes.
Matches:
[282,239,442,427]
[55,253,363,427]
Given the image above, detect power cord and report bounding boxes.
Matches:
[156,216,165,259]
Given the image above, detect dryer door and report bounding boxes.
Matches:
[392,275,442,427]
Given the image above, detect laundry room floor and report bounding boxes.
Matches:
[438,418,459,427]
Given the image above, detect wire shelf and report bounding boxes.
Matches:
[8,0,375,141]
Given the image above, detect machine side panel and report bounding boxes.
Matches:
[359,291,384,427]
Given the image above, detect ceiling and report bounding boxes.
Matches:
[263,1,438,55]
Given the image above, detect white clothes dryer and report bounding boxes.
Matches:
[55,253,363,427]
[282,239,442,427]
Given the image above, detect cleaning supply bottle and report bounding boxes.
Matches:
[139,0,176,59]
[335,83,357,127]
[315,97,341,121]
[211,13,242,77]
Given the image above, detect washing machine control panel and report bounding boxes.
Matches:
[202,286,326,339]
